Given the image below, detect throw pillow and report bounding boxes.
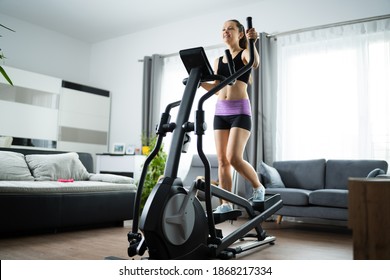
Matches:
[258,161,285,188]
[0,151,35,181]
[366,168,386,178]
[25,152,90,181]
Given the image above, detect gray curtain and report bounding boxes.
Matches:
[234,32,278,198]
[257,32,278,165]
[142,54,163,144]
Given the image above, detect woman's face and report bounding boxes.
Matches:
[222,21,242,45]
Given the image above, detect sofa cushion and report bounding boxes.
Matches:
[325,160,388,189]
[258,161,285,188]
[89,173,135,184]
[266,188,311,206]
[25,152,90,181]
[273,159,326,190]
[0,151,34,181]
[0,180,137,193]
[309,189,348,208]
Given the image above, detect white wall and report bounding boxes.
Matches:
[0,14,90,84]
[2,0,390,151]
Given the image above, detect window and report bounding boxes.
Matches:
[275,19,390,163]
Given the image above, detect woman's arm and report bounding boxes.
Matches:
[200,57,220,92]
[243,28,260,69]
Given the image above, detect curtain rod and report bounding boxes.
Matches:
[267,14,390,38]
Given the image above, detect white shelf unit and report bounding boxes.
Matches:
[96,154,146,182]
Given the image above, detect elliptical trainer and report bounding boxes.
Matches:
[127,17,283,259]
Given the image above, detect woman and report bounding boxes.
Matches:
[201,19,265,213]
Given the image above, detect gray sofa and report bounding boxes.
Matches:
[236,159,388,223]
[182,154,221,209]
[0,147,137,235]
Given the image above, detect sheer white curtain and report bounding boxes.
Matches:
[159,47,225,177]
[275,18,390,163]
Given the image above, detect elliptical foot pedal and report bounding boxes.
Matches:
[213,209,242,224]
[251,200,265,212]
[251,194,282,212]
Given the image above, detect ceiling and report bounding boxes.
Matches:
[0,0,261,43]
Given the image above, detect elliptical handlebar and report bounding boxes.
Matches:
[224,49,236,85]
[131,100,181,234]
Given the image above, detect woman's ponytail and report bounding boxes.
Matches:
[230,19,248,49]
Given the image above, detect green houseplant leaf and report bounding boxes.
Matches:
[0,65,13,85]
[1,23,15,86]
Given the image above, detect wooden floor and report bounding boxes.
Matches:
[0,218,352,260]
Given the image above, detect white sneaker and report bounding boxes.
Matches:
[252,186,265,202]
[214,204,233,213]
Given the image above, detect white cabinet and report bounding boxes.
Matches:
[0,66,61,148]
[57,81,110,156]
[0,66,111,156]
[96,154,146,182]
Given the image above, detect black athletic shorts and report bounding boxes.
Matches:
[213,114,252,131]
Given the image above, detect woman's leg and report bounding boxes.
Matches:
[214,129,232,205]
[226,127,262,189]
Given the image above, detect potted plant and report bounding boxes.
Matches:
[0,24,15,85]
[140,134,167,210]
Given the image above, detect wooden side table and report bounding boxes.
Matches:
[348,178,390,259]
